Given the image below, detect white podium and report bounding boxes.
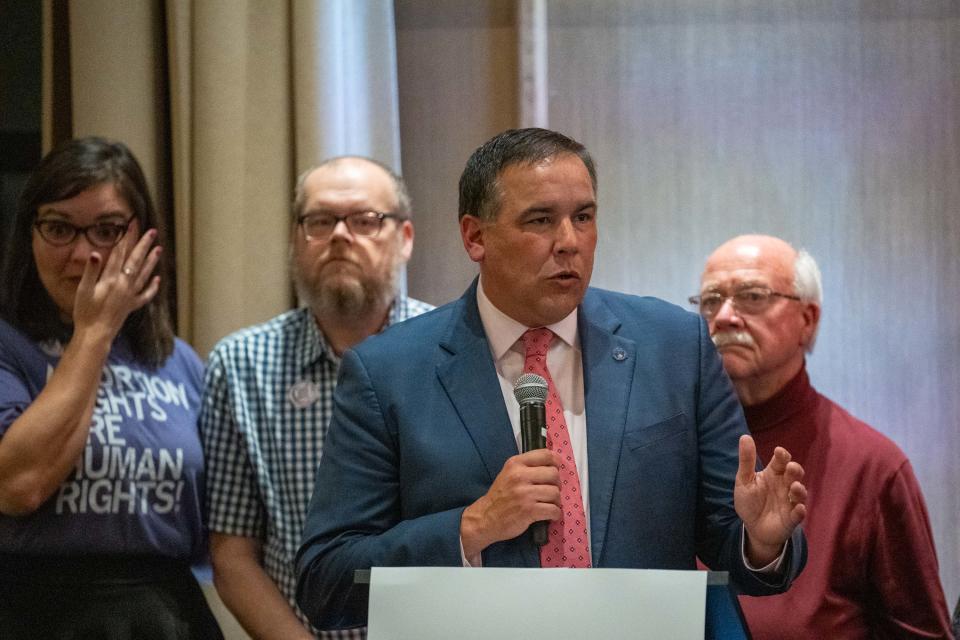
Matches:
[354,567,749,640]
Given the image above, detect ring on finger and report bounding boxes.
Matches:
[122,266,134,276]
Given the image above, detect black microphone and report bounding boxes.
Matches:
[513,373,549,547]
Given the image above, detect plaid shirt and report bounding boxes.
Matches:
[200,297,433,638]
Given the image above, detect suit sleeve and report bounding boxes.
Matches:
[295,348,466,631]
[691,317,807,595]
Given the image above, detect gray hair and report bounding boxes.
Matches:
[291,156,412,221]
[793,248,822,352]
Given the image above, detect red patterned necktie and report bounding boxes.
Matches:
[520,327,591,568]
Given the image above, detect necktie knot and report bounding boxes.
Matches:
[521,327,553,359]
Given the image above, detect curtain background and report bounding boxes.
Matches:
[45,1,402,635]
[47,0,401,356]
[42,0,959,632]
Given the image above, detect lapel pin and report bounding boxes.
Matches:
[612,347,627,361]
[288,381,321,408]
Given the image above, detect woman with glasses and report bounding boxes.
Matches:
[0,137,221,639]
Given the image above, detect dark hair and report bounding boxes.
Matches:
[458,128,597,221]
[0,136,174,367]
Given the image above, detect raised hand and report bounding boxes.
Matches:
[460,449,561,559]
[72,227,162,339]
[0,226,164,515]
[734,434,807,566]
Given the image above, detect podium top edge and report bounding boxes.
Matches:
[352,569,729,585]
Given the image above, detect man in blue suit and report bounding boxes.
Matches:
[296,128,808,632]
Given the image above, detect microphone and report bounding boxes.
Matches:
[513,373,549,547]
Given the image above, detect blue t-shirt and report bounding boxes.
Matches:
[0,318,207,560]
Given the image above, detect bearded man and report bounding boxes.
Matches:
[199,157,433,639]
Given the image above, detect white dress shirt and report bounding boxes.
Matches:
[476,278,592,540]
[458,279,591,565]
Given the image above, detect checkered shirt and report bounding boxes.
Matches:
[200,297,433,639]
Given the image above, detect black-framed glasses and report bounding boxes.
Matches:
[688,287,801,319]
[34,216,135,248]
[297,211,404,241]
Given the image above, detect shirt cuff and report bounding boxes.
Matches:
[459,536,482,567]
[740,524,787,574]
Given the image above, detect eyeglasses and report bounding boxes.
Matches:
[297,211,403,241]
[688,287,801,319]
[34,216,135,248]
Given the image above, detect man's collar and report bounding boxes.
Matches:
[476,276,578,360]
[299,295,407,370]
[386,294,408,328]
[742,361,817,429]
[298,307,337,371]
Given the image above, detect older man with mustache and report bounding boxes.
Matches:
[199,157,433,639]
[695,234,951,639]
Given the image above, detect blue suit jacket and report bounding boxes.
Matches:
[296,282,805,630]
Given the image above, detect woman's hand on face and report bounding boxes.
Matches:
[71,228,162,337]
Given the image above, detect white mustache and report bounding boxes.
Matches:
[712,331,756,349]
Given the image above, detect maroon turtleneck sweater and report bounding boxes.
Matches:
[738,365,952,639]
